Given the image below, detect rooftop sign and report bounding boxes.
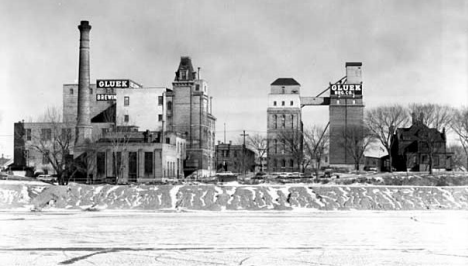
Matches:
[97,79,130,88]
[330,84,362,96]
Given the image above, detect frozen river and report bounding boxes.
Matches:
[0,211,467,265]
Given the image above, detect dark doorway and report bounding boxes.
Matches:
[128,152,137,182]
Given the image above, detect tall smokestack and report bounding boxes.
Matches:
[75,21,92,146]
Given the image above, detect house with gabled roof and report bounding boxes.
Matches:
[391,113,453,172]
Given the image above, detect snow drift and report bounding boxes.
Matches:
[1,182,468,211]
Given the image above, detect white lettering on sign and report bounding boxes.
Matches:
[96,94,117,101]
[96,79,130,88]
[331,84,362,96]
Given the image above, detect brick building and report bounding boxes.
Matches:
[391,114,453,172]
[266,78,303,172]
[215,141,256,174]
[328,62,365,167]
[167,57,216,177]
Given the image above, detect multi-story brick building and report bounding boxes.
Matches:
[266,78,303,172]
[167,57,216,177]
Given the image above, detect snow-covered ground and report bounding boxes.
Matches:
[0,211,467,265]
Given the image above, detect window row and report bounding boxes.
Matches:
[272,114,295,129]
[24,128,72,141]
[273,100,294,106]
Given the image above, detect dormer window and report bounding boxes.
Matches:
[180,70,187,80]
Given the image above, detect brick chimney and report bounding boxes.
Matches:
[75,21,93,146]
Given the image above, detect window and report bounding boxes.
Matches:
[337,100,340,104]
[97,152,106,176]
[26,129,31,141]
[273,115,277,129]
[196,84,200,91]
[89,88,93,94]
[124,115,129,122]
[41,128,52,141]
[24,150,29,161]
[282,101,285,106]
[282,159,286,167]
[61,128,71,140]
[70,88,74,95]
[281,115,285,128]
[158,96,163,105]
[290,101,293,106]
[274,139,278,154]
[290,159,294,167]
[166,138,170,144]
[352,100,356,104]
[144,152,153,176]
[158,114,163,121]
[291,115,294,129]
[42,151,49,164]
[167,101,172,111]
[124,96,130,106]
[273,101,277,106]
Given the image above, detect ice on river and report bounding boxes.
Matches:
[0,210,467,265]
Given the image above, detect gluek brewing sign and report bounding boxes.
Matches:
[96,79,130,88]
[330,84,362,96]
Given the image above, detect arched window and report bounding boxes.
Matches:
[273,115,277,129]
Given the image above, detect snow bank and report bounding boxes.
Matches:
[1,182,468,211]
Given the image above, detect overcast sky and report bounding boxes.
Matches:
[1,0,467,157]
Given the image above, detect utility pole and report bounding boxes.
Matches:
[240,130,249,176]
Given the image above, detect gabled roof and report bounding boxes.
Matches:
[271,78,300,86]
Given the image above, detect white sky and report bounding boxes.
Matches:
[1,0,467,158]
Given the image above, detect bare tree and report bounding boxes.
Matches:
[365,105,409,172]
[28,107,74,185]
[451,107,468,170]
[247,133,268,172]
[275,129,308,172]
[339,125,372,171]
[448,144,467,171]
[302,125,329,177]
[408,103,454,132]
